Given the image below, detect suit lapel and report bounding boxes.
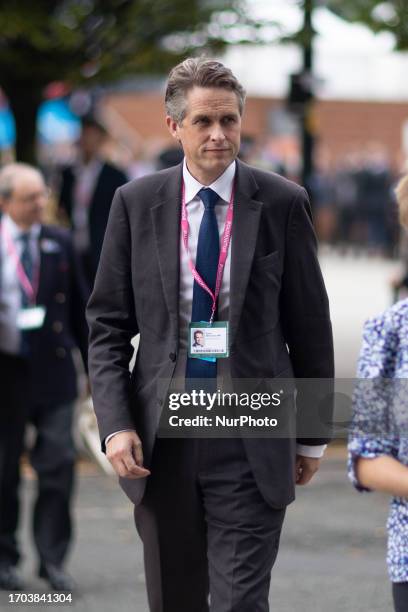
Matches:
[229,160,262,346]
[149,161,261,346]
[150,164,183,337]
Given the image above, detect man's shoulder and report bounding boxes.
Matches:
[239,160,304,200]
[59,164,74,181]
[118,163,181,201]
[100,161,128,183]
[238,161,307,205]
[40,224,72,248]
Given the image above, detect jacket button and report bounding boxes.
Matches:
[56,347,66,358]
[53,321,63,333]
[169,352,176,362]
[55,293,66,304]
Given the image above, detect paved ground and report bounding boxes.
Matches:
[0,251,401,611]
[0,450,393,612]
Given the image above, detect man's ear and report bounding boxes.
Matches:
[166,116,180,142]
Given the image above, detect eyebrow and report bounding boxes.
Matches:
[193,112,238,122]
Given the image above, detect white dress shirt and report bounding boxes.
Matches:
[107,160,326,458]
[0,214,41,355]
[72,157,102,253]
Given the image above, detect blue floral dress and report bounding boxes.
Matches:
[348,298,408,583]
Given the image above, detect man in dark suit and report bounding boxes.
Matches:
[0,163,89,591]
[87,58,334,611]
[58,115,128,287]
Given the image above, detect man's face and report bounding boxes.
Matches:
[194,332,204,346]
[2,171,47,229]
[79,125,105,159]
[167,86,241,184]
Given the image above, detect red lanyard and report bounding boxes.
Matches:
[1,222,40,305]
[181,181,234,324]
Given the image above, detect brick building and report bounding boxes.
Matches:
[102,90,408,172]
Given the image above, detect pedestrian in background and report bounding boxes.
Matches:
[0,163,89,591]
[57,114,128,288]
[348,173,408,612]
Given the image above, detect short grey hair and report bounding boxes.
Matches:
[0,163,43,201]
[165,56,246,124]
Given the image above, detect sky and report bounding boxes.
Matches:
[219,0,408,101]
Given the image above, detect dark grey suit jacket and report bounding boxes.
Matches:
[0,222,89,403]
[58,162,128,280]
[86,159,334,508]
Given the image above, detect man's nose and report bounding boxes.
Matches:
[210,122,225,141]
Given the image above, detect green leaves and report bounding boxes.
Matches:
[326,0,408,50]
[0,0,267,88]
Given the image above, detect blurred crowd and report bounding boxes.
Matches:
[12,109,397,261]
[58,126,399,258]
[241,141,400,258]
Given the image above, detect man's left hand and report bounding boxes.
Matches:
[295,455,321,485]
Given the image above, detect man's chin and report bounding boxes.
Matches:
[206,157,234,172]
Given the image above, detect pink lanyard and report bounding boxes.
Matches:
[181,181,234,324]
[0,222,40,305]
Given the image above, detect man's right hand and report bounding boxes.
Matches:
[106,431,151,479]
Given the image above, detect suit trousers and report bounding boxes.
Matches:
[0,353,76,568]
[134,437,286,612]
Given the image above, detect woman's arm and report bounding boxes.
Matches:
[356,455,408,497]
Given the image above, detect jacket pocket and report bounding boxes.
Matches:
[252,250,279,271]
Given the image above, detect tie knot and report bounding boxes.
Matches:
[199,188,219,210]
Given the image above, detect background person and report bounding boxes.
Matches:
[57,114,128,288]
[0,163,89,591]
[348,173,408,612]
[87,57,334,611]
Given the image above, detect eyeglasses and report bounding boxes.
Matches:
[17,188,51,204]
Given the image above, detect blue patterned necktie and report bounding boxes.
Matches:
[185,188,220,382]
[19,232,34,355]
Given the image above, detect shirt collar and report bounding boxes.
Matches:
[183,158,236,205]
[75,155,103,174]
[2,213,41,241]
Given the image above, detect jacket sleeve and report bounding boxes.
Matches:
[66,233,90,373]
[280,187,334,446]
[86,187,139,451]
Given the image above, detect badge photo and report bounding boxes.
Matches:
[188,321,229,359]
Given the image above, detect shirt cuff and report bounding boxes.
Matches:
[296,444,327,458]
[105,429,135,446]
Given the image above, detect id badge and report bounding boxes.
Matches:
[17,306,46,331]
[188,321,229,360]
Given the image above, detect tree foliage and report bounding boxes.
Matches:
[0,0,266,161]
[0,0,266,86]
[326,0,408,50]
